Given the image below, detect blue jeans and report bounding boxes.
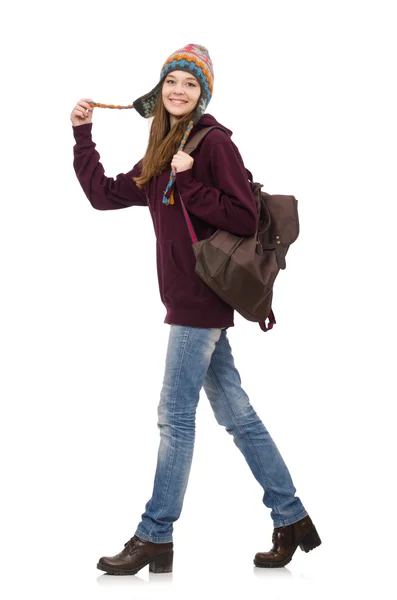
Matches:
[135,325,307,543]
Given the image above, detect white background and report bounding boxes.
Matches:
[1,1,396,598]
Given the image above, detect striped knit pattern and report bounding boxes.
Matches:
[160,44,214,108]
[88,44,214,206]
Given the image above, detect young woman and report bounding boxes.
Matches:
[70,43,321,575]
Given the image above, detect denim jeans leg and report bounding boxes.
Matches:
[203,329,308,528]
[135,325,223,543]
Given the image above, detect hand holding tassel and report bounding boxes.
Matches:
[171,150,194,174]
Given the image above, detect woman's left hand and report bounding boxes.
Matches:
[171,151,194,174]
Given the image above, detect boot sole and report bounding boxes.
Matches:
[254,526,322,568]
[97,550,173,575]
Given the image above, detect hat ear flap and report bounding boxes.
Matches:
[132,79,164,118]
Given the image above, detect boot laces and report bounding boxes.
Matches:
[272,528,285,545]
[124,536,139,554]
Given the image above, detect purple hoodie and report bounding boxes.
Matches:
[72,113,258,329]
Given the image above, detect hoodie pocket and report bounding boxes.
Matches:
[156,239,195,307]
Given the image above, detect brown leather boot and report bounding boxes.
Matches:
[97,535,174,575]
[254,514,321,568]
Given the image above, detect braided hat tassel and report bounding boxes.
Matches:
[88,103,134,109]
[161,120,194,206]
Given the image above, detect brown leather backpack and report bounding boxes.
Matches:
[181,126,300,332]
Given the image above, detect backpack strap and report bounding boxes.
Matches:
[259,310,276,332]
[178,126,229,246]
[183,125,229,155]
[246,169,276,332]
[246,168,254,181]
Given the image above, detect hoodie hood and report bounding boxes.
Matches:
[191,113,233,138]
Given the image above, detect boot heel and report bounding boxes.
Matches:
[149,550,174,573]
[299,527,322,553]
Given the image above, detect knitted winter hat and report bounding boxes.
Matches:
[133,43,214,123]
[89,43,214,206]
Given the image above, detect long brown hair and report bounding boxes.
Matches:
[133,87,200,190]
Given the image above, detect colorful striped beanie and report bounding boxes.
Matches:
[89,43,214,206]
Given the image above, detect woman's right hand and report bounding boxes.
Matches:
[70,98,94,126]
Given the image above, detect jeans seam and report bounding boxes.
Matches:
[147,327,191,538]
[206,363,278,507]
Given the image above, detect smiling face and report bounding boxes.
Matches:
[161,70,201,127]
